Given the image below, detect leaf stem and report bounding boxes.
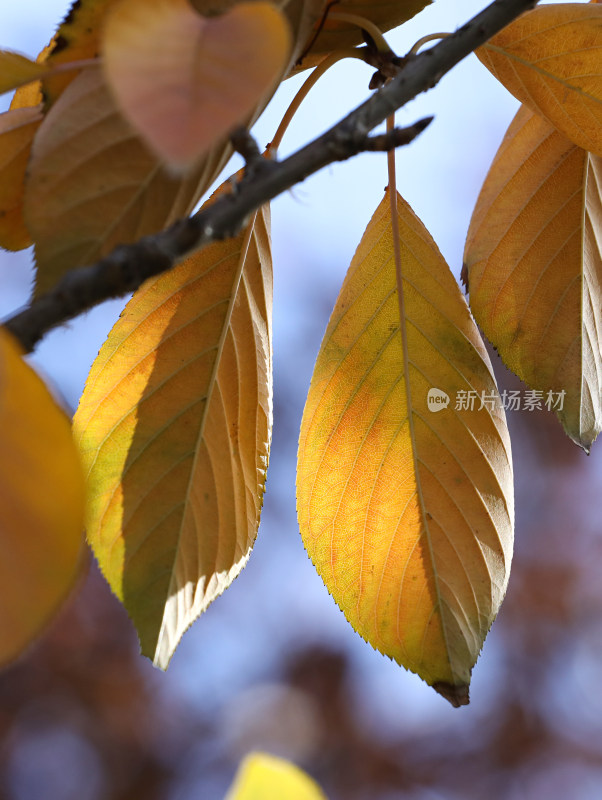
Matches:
[408,33,451,56]
[4,0,542,352]
[268,49,363,153]
[327,12,392,52]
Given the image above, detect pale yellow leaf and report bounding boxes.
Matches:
[102,0,292,168]
[0,328,85,665]
[73,191,272,668]
[226,753,327,800]
[464,105,602,451]
[297,191,514,704]
[24,66,230,295]
[478,4,602,157]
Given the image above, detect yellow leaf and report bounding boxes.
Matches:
[42,0,123,105]
[0,50,48,96]
[0,106,42,251]
[464,105,602,451]
[73,188,273,668]
[102,0,292,168]
[478,3,602,158]
[226,753,327,800]
[24,66,230,295]
[0,328,85,665]
[297,0,431,70]
[297,191,514,704]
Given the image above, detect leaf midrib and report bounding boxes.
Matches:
[154,211,260,659]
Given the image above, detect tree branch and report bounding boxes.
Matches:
[5,0,539,353]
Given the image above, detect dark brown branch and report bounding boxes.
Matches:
[5,0,539,353]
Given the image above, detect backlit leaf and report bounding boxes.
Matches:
[102,0,292,168]
[0,328,85,665]
[0,50,48,96]
[226,753,327,800]
[73,190,272,668]
[297,0,431,70]
[0,106,42,251]
[297,191,514,704]
[464,105,602,451]
[478,3,602,157]
[24,66,230,295]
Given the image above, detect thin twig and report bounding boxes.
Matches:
[4,0,539,353]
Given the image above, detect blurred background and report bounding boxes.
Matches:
[2,0,602,798]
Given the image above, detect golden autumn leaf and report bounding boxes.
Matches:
[24,66,230,295]
[73,190,273,668]
[478,3,602,158]
[296,0,431,70]
[102,0,292,168]
[0,50,48,96]
[464,105,602,451]
[226,753,327,800]
[0,328,85,666]
[0,105,42,251]
[297,191,514,704]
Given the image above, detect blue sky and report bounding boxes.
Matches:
[2,4,601,798]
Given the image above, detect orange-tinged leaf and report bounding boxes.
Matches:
[10,80,43,111]
[464,105,602,451]
[478,4,602,157]
[297,191,514,703]
[0,106,42,251]
[226,753,327,800]
[0,50,48,95]
[41,0,321,100]
[297,0,431,70]
[42,0,123,104]
[0,328,85,665]
[102,0,292,168]
[73,191,272,668]
[24,66,230,295]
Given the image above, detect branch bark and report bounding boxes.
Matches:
[5,0,539,353]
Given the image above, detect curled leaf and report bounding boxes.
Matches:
[297,192,514,703]
[465,105,602,451]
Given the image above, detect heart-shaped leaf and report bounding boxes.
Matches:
[102,0,292,168]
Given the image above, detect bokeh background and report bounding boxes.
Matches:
[2,1,602,798]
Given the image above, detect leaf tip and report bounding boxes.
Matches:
[432,681,470,707]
